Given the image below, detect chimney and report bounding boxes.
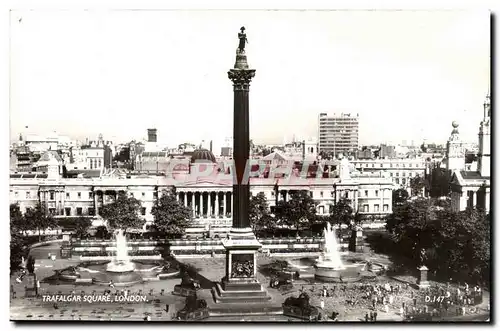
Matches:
[147,128,157,143]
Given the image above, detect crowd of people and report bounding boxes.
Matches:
[296,279,486,321]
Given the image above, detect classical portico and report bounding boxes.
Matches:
[175,190,232,224]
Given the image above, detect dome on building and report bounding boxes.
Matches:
[191,148,216,163]
[451,121,460,135]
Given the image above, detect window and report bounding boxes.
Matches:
[50,191,55,200]
[142,192,146,197]
[271,191,275,197]
[319,206,325,214]
[153,191,158,199]
[402,178,406,185]
[26,191,30,199]
[390,172,393,177]
[88,208,95,216]
[380,164,383,168]
[371,164,374,168]
[363,204,369,212]
[65,207,71,216]
[130,193,134,197]
[66,192,70,199]
[89,192,93,199]
[375,190,379,197]
[396,172,399,177]
[141,207,146,216]
[78,192,82,199]
[409,163,413,168]
[402,172,406,177]
[76,207,83,216]
[344,191,349,198]
[320,191,324,198]
[364,190,368,197]
[330,191,335,197]
[49,208,56,215]
[396,164,400,167]
[395,178,400,184]
[383,204,389,212]
[310,192,313,198]
[374,204,380,212]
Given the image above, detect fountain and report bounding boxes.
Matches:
[106,229,135,273]
[316,222,345,270]
[314,223,361,282]
[56,229,179,286]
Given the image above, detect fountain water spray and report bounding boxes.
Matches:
[106,229,135,273]
[317,222,345,269]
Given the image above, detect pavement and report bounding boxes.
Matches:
[10,245,491,322]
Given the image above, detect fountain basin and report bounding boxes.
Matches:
[57,261,175,287]
[106,261,135,273]
[288,257,366,283]
[314,264,363,282]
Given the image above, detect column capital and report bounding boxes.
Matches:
[228,68,256,91]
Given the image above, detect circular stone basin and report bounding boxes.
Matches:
[58,261,170,287]
[288,257,367,283]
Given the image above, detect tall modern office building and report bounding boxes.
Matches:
[318,113,359,156]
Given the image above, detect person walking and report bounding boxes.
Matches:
[320,299,325,310]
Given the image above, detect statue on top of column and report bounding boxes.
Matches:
[238,26,248,54]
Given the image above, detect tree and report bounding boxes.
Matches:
[275,190,317,234]
[59,216,93,239]
[100,191,144,232]
[150,188,192,238]
[24,202,57,242]
[410,175,426,197]
[392,188,409,207]
[10,203,26,272]
[386,198,491,284]
[329,198,354,231]
[249,192,274,234]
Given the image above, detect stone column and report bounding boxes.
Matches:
[222,193,227,218]
[191,192,196,216]
[353,189,358,212]
[183,192,187,207]
[215,192,220,218]
[200,192,204,216]
[94,189,99,216]
[473,191,477,208]
[207,192,212,217]
[213,29,271,305]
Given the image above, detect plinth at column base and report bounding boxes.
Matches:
[212,279,271,303]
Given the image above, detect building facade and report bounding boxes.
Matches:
[318,113,359,156]
[450,93,491,213]
[350,158,426,188]
[10,152,394,235]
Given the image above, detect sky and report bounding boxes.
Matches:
[9,10,490,148]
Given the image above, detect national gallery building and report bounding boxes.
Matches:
[10,149,395,234]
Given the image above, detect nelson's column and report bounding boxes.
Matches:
[212,27,273,306]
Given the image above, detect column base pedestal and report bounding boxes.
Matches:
[212,278,271,303]
[212,227,271,304]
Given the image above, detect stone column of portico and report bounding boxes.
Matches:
[94,189,99,217]
[191,192,196,216]
[473,191,477,208]
[215,192,220,217]
[200,193,205,216]
[213,29,272,306]
[184,192,187,207]
[222,193,227,218]
[207,192,212,217]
